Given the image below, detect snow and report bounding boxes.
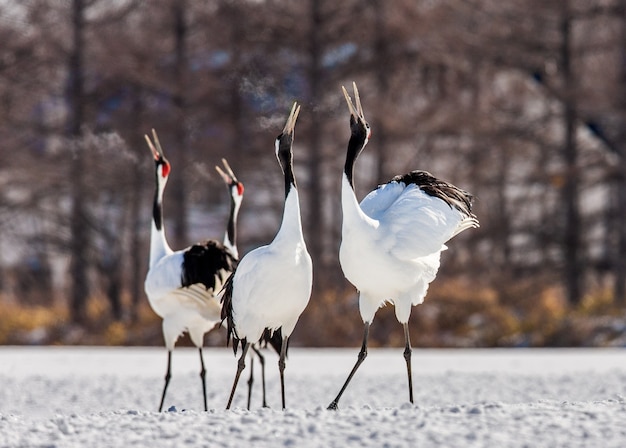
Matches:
[1,347,625,447]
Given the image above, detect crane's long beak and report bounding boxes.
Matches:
[282,102,301,135]
[145,128,165,160]
[215,158,238,184]
[341,82,365,122]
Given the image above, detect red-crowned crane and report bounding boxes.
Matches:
[215,158,244,260]
[328,83,479,410]
[216,159,282,410]
[222,103,313,410]
[144,130,241,412]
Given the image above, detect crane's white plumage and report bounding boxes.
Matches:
[222,103,313,410]
[143,130,240,412]
[230,191,311,342]
[329,83,479,410]
[341,176,477,323]
[360,181,470,257]
[145,253,225,345]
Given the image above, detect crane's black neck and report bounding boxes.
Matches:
[153,170,164,231]
[277,134,297,198]
[344,151,356,190]
[283,162,296,198]
[344,119,368,191]
[226,194,238,249]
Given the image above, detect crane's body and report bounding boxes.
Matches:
[223,103,312,410]
[145,240,232,349]
[328,84,478,410]
[228,190,311,344]
[144,130,240,412]
[340,171,477,324]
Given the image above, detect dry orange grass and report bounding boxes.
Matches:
[1,283,624,347]
[0,299,68,344]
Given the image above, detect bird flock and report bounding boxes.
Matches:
[143,83,479,411]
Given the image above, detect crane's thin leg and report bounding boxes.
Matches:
[327,323,370,410]
[251,345,268,408]
[226,342,250,410]
[246,352,254,410]
[278,336,289,410]
[158,350,172,412]
[403,323,414,404]
[199,348,208,411]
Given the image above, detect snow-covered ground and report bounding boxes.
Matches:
[1,347,625,447]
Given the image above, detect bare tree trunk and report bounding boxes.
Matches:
[371,0,390,185]
[228,0,244,169]
[129,85,145,323]
[98,251,123,321]
[68,0,89,325]
[614,1,626,303]
[307,0,324,291]
[494,144,511,272]
[170,0,189,249]
[108,269,123,320]
[561,3,582,305]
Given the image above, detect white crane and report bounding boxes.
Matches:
[216,159,282,410]
[328,83,479,409]
[221,103,313,410]
[144,130,241,412]
[215,158,244,259]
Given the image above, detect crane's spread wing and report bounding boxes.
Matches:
[360,172,478,260]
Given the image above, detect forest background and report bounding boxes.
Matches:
[0,0,625,348]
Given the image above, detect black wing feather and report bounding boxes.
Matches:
[261,328,284,355]
[391,170,475,217]
[220,271,244,355]
[181,240,237,291]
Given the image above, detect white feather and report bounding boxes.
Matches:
[230,188,313,344]
[340,174,472,324]
[360,181,468,260]
[145,249,223,350]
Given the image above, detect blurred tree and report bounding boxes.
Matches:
[169,0,190,250]
[0,0,624,345]
[560,1,582,305]
[67,0,89,324]
[306,0,324,291]
[370,0,391,185]
[612,1,626,303]
[128,87,146,322]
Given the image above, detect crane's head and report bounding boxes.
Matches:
[342,82,371,146]
[145,129,171,181]
[275,102,301,173]
[215,158,244,202]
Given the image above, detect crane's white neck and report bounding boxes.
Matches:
[273,185,306,247]
[341,172,376,227]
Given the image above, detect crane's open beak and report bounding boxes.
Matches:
[341,82,366,123]
[145,128,165,161]
[215,158,238,185]
[282,102,301,136]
